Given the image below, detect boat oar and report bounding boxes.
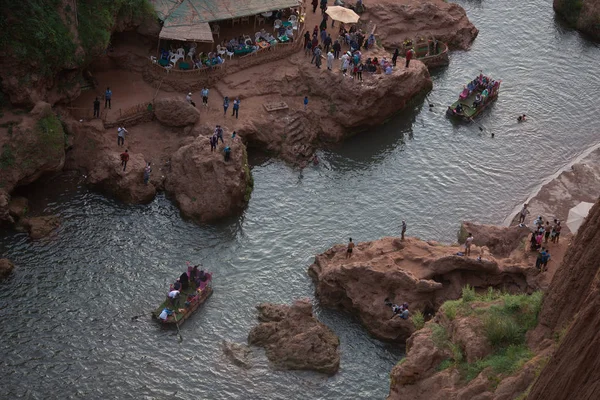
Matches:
[175,315,183,342]
[131,313,146,321]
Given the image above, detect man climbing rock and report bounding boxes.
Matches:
[120,149,129,172]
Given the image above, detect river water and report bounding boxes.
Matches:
[1,1,599,399]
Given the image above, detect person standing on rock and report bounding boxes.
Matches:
[117,126,128,146]
[224,146,231,161]
[324,34,332,53]
[93,97,100,118]
[232,97,240,119]
[186,92,196,107]
[332,39,341,59]
[552,222,562,243]
[544,221,551,243]
[120,149,129,172]
[314,46,323,69]
[105,87,112,109]
[465,233,474,256]
[304,96,309,110]
[405,49,414,68]
[401,220,407,240]
[346,238,355,259]
[392,48,399,67]
[210,134,217,152]
[541,249,551,272]
[143,162,151,185]
[223,96,230,116]
[201,87,209,107]
[518,203,530,224]
[215,125,224,144]
[326,50,334,70]
[312,0,318,13]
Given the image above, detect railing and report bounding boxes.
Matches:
[117,102,153,119]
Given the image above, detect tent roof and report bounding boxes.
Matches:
[151,0,301,23]
[151,0,300,43]
[159,21,213,42]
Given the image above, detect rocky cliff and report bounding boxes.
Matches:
[363,0,479,50]
[308,231,541,342]
[0,103,66,225]
[554,0,600,40]
[527,198,600,399]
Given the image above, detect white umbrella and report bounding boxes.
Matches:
[566,201,595,233]
[325,6,360,24]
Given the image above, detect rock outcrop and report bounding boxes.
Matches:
[0,259,15,279]
[363,0,479,50]
[154,98,201,127]
[247,299,340,375]
[222,340,253,369]
[17,215,61,239]
[0,104,66,224]
[554,0,600,40]
[459,222,531,258]
[164,136,252,222]
[308,236,539,341]
[527,199,600,400]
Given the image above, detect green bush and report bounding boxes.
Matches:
[484,315,523,347]
[412,310,425,330]
[431,323,449,349]
[462,284,476,302]
[437,358,454,371]
[460,344,533,382]
[442,299,460,320]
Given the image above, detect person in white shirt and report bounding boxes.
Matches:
[117,126,128,147]
[465,233,474,256]
[168,290,180,306]
[186,92,196,107]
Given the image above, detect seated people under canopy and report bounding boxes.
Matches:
[180,272,189,290]
[455,103,464,114]
[473,93,482,108]
[158,308,173,321]
[385,298,410,319]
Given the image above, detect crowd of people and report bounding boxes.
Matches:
[519,204,561,272]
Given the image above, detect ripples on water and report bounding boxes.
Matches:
[1,0,599,398]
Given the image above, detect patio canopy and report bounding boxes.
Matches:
[151,0,301,28]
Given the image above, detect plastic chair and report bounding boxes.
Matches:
[187,47,196,62]
[256,15,265,26]
[255,32,262,42]
[232,18,240,26]
[273,19,282,32]
[241,16,250,24]
[225,49,234,60]
[217,45,226,56]
[150,55,157,64]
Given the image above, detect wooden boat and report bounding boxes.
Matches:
[401,36,449,69]
[446,75,501,121]
[152,272,213,327]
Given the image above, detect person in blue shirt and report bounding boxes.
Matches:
[105,87,112,109]
[232,97,240,119]
[223,96,229,116]
[304,96,309,110]
[224,146,231,161]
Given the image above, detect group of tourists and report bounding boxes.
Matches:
[385,298,410,320]
[519,204,561,272]
[159,265,211,321]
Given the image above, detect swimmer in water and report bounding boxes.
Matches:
[312,154,319,165]
[517,114,527,122]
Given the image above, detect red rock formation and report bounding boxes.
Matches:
[308,236,539,341]
[17,216,61,240]
[248,299,340,375]
[154,98,201,128]
[363,0,479,50]
[527,199,600,400]
[0,259,15,279]
[164,136,252,222]
[554,0,600,40]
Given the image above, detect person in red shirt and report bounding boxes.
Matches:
[405,48,414,68]
[120,149,129,171]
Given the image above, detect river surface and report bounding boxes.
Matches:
[1,1,599,399]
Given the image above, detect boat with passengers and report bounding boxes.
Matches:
[447,73,501,121]
[152,264,213,327]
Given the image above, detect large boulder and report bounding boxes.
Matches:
[18,215,61,239]
[0,259,15,279]
[554,0,600,40]
[154,98,200,127]
[164,136,252,222]
[459,222,531,258]
[8,196,29,220]
[248,299,340,375]
[362,0,479,50]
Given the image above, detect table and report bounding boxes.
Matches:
[234,46,254,55]
[261,12,273,18]
[179,62,190,70]
[256,41,270,49]
[282,21,292,28]
[158,59,169,67]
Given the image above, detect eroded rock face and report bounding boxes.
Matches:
[0,259,15,279]
[308,237,538,341]
[527,199,600,400]
[248,299,340,375]
[154,98,201,127]
[363,0,479,50]
[164,136,251,222]
[459,222,531,258]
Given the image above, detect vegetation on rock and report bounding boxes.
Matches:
[435,286,542,382]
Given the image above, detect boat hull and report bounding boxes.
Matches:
[152,280,213,327]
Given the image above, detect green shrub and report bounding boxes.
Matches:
[412,310,425,330]
[437,358,454,371]
[442,299,460,320]
[462,284,476,302]
[484,314,523,347]
[431,323,449,349]
[460,344,533,382]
